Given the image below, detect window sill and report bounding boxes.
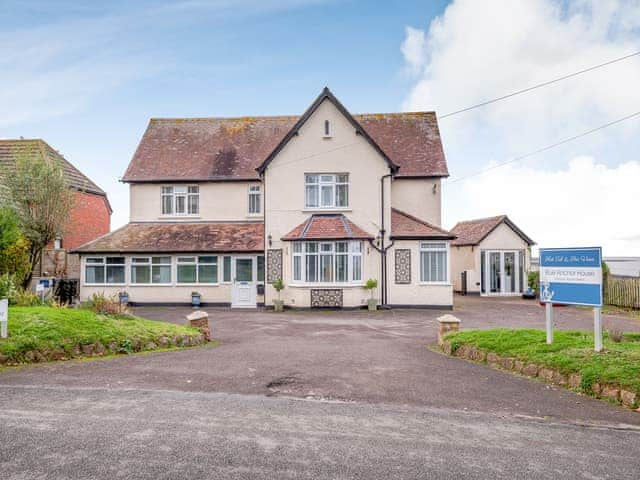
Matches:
[84,283,126,287]
[302,208,352,213]
[176,283,220,287]
[130,283,174,287]
[159,215,201,219]
[418,282,452,287]
[246,213,263,218]
[288,283,364,288]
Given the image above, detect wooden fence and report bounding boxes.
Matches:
[604,275,640,309]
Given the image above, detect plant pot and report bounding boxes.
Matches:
[191,294,201,308]
[367,298,378,311]
[273,299,284,312]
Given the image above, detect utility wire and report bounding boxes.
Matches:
[439,51,640,119]
[448,110,640,184]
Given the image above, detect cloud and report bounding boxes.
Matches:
[446,157,640,256]
[402,0,640,255]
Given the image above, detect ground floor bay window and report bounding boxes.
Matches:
[292,241,362,284]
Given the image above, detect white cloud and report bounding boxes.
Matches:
[402,0,640,256]
[446,157,640,255]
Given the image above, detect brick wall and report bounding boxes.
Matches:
[63,191,111,250]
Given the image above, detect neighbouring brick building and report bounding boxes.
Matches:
[0,139,112,282]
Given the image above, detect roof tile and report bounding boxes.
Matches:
[282,214,373,241]
[72,222,264,253]
[390,208,455,239]
[451,215,535,246]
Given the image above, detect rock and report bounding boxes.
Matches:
[180,336,190,347]
[25,351,37,362]
[108,342,119,352]
[94,343,106,355]
[470,348,486,362]
[186,310,209,322]
[513,360,525,373]
[499,357,515,370]
[522,364,539,376]
[158,337,169,348]
[456,344,471,359]
[552,371,567,385]
[620,390,637,408]
[486,352,501,367]
[568,373,582,388]
[592,383,601,394]
[81,344,94,355]
[0,353,8,364]
[539,368,555,381]
[602,386,620,401]
[441,341,452,355]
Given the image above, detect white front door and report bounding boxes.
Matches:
[483,250,523,296]
[231,257,256,308]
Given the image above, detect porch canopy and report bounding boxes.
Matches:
[72,222,264,254]
[282,214,374,241]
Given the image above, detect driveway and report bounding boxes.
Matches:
[1,295,638,426]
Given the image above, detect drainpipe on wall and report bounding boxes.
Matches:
[369,173,394,307]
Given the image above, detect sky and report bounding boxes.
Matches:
[1,0,639,256]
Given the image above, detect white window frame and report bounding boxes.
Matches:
[176,255,219,285]
[419,242,450,285]
[248,185,261,215]
[161,185,200,216]
[130,256,173,285]
[291,240,363,285]
[84,256,126,286]
[304,173,349,209]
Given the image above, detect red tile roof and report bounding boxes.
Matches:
[72,222,264,253]
[282,214,374,241]
[451,215,535,246]
[122,91,448,182]
[0,139,107,196]
[390,208,455,240]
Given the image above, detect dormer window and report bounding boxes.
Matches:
[305,174,348,208]
[162,185,199,215]
[323,120,331,138]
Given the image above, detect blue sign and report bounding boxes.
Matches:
[539,247,602,307]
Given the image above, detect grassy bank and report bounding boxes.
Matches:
[0,306,205,365]
[444,329,640,406]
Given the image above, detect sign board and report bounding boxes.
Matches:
[0,298,7,339]
[539,247,602,307]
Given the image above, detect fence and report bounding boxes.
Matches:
[604,275,640,309]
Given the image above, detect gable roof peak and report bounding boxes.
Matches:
[256,87,399,174]
[451,214,535,246]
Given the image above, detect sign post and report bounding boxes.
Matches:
[539,247,603,352]
[0,298,7,339]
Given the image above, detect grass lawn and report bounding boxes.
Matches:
[447,329,640,394]
[0,306,203,364]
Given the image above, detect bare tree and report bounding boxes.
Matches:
[0,145,74,288]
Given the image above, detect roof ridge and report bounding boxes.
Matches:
[454,215,507,225]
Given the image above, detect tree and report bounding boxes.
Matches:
[0,207,31,284]
[0,146,74,288]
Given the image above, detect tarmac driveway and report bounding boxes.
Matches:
[1,295,639,426]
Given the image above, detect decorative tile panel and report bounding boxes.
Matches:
[267,249,282,284]
[310,289,343,308]
[395,249,411,284]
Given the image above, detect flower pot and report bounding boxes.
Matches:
[273,299,284,312]
[367,298,378,311]
[191,293,201,308]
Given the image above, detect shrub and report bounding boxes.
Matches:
[12,289,42,307]
[606,325,624,343]
[363,279,378,299]
[272,278,284,300]
[84,292,126,315]
[0,274,18,302]
[528,271,540,293]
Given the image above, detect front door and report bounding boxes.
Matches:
[231,257,256,308]
[483,250,523,295]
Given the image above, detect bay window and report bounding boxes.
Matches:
[85,257,125,284]
[304,174,348,208]
[131,256,172,284]
[292,241,362,284]
[177,256,218,284]
[162,185,199,215]
[420,242,449,283]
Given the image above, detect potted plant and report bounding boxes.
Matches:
[272,278,285,312]
[191,291,201,308]
[364,278,378,311]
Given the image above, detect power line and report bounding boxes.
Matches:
[439,51,640,119]
[447,110,640,184]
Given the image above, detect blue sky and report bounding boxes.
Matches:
[1,0,639,255]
